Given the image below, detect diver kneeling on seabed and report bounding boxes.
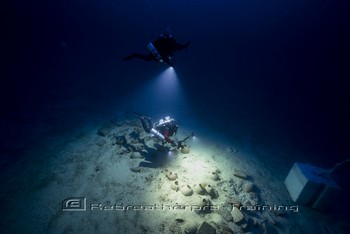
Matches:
[125,112,194,152]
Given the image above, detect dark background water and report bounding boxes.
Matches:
[2,0,349,178]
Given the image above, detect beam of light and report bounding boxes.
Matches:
[191,135,198,142]
[152,67,180,103]
[167,149,179,159]
[121,66,190,117]
[149,67,182,113]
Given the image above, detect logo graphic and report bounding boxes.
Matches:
[62,197,86,211]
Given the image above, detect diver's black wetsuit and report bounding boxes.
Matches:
[123,34,190,64]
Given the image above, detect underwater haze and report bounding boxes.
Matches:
[2,0,350,233]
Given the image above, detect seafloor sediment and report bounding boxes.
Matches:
[0,117,348,234]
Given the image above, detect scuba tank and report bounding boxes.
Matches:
[147,42,164,63]
[150,128,165,140]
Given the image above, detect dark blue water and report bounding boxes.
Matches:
[2,0,350,229]
[4,0,349,163]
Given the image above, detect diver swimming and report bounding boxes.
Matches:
[122,31,190,66]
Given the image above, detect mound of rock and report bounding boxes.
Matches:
[231,208,245,224]
[130,152,143,159]
[180,185,193,196]
[166,171,178,181]
[197,221,216,234]
[233,169,248,179]
[181,145,190,154]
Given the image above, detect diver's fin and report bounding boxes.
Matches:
[125,111,147,119]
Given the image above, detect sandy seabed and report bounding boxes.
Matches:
[1,115,348,234]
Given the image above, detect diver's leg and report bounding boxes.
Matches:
[140,117,153,133]
[123,53,154,61]
[125,111,153,132]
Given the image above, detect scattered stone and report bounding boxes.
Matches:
[130,143,145,151]
[170,181,179,191]
[126,147,133,153]
[197,221,216,234]
[169,222,180,233]
[199,182,208,188]
[262,222,279,234]
[195,198,212,214]
[227,198,242,208]
[231,208,245,224]
[226,146,238,154]
[233,169,248,179]
[97,127,111,137]
[96,139,106,146]
[209,172,220,181]
[158,222,166,233]
[208,221,220,230]
[139,224,150,233]
[184,223,197,234]
[235,180,243,191]
[193,184,206,195]
[180,185,193,196]
[265,212,277,226]
[218,225,234,234]
[244,201,252,207]
[175,218,184,223]
[181,145,190,154]
[204,184,217,198]
[244,182,254,193]
[130,152,143,159]
[130,167,141,173]
[130,138,139,144]
[145,175,153,183]
[247,192,260,206]
[262,223,267,234]
[115,136,127,145]
[145,140,155,148]
[251,217,260,226]
[215,206,233,222]
[273,209,286,217]
[241,223,248,230]
[227,223,245,234]
[166,171,178,181]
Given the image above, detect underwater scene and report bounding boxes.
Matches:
[2,0,350,233]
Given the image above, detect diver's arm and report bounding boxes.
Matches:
[174,41,191,51]
[165,136,175,145]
